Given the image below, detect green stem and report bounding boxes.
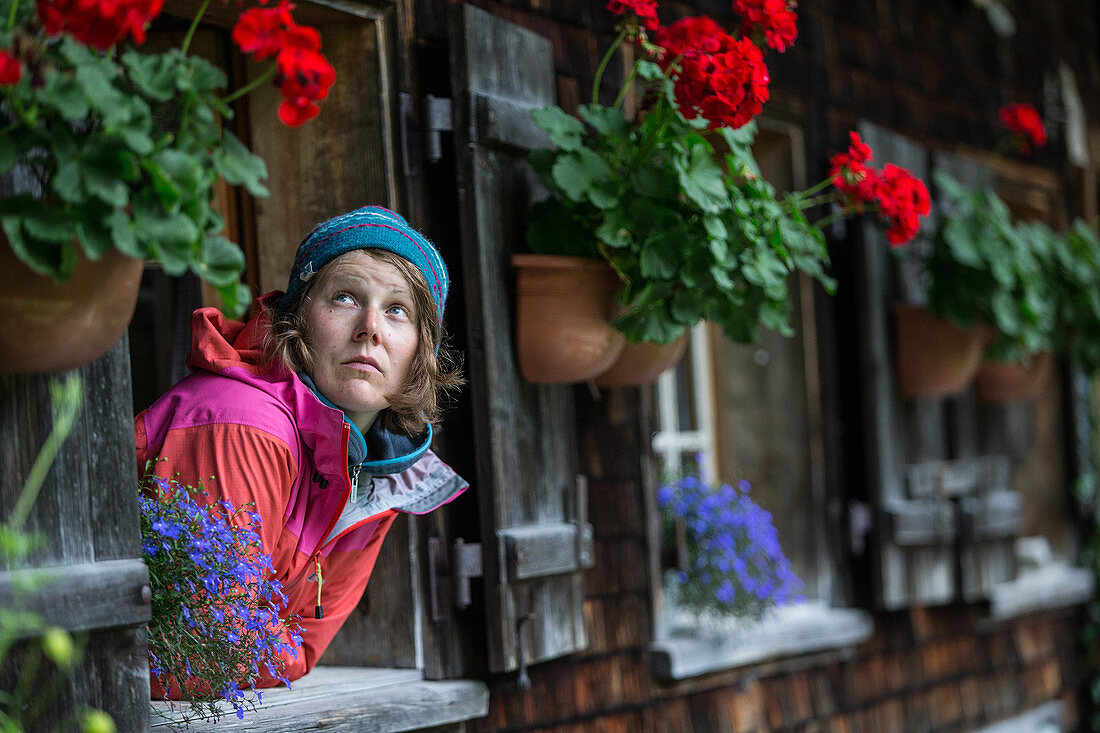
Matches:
[7,376,82,532]
[592,27,630,106]
[222,64,278,105]
[181,0,214,56]
[612,64,639,110]
[796,175,836,200]
[795,192,839,210]
[6,0,18,31]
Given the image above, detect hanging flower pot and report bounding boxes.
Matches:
[512,254,625,383]
[594,329,689,387]
[974,351,1052,404]
[0,244,144,374]
[891,303,989,399]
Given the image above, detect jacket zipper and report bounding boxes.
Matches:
[313,552,324,619]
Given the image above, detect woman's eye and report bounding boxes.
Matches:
[333,292,355,304]
[387,304,410,317]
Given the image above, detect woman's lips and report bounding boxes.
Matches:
[344,357,381,374]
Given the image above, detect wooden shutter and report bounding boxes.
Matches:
[856,122,956,609]
[856,124,1023,609]
[449,4,593,673]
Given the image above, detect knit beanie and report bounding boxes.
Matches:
[277,206,449,326]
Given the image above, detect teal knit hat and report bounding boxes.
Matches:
[278,206,448,325]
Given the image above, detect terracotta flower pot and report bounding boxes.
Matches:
[512,254,625,384]
[594,330,689,387]
[974,351,1052,404]
[0,245,144,374]
[891,303,989,399]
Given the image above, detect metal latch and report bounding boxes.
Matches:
[399,93,453,175]
[428,536,482,622]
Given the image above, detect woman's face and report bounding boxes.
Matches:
[301,250,420,431]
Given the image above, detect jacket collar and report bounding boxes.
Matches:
[297,373,432,476]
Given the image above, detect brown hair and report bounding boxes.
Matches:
[265,249,463,436]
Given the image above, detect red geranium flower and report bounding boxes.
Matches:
[36,0,164,50]
[829,131,877,201]
[0,50,21,85]
[732,0,798,53]
[655,18,769,130]
[654,16,737,57]
[231,2,334,126]
[607,0,660,31]
[275,46,335,127]
[232,1,297,61]
[999,103,1047,151]
[872,164,930,246]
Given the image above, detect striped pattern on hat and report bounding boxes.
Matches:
[278,206,448,325]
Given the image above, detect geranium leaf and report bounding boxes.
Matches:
[551,149,612,203]
[677,144,728,213]
[52,161,83,203]
[107,209,143,258]
[578,104,630,138]
[531,107,585,152]
[192,235,246,288]
[212,132,269,197]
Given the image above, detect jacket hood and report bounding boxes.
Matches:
[186,291,431,476]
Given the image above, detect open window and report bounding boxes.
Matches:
[139,1,489,727]
[648,119,873,681]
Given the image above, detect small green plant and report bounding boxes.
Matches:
[142,468,302,726]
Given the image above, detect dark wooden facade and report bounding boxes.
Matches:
[3,0,1098,731]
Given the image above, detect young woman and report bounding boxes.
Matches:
[135,205,466,687]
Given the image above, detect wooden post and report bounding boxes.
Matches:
[0,337,150,731]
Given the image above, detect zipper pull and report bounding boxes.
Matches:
[350,465,361,504]
[314,554,324,619]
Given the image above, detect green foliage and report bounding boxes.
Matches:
[1045,221,1100,376]
[0,10,269,316]
[925,169,1057,363]
[526,84,834,345]
[927,169,1100,375]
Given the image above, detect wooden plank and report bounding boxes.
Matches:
[471,92,552,151]
[499,522,593,581]
[906,456,1010,499]
[0,559,149,637]
[650,603,873,680]
[152,667,489,731]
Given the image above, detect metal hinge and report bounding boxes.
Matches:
[427,536,482,623]
[399,93,453,175]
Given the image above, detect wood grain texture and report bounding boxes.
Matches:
[0,339,149,730]
[449,3,588,673]
[151,667,489,731]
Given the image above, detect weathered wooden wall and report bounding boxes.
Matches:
[409,0,1097,730]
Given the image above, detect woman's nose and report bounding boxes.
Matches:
[355,306,382,343]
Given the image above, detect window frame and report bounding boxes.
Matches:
[647,118,873,681]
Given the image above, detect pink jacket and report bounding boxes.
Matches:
[135,293,468,687]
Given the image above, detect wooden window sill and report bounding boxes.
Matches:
[649,602,874,680]
[987,563,1094,620]
[151,667,490,732]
